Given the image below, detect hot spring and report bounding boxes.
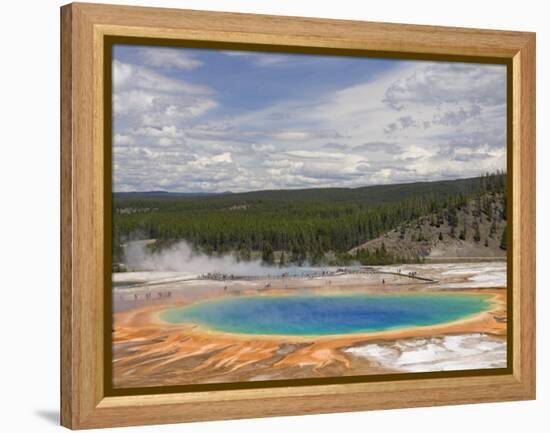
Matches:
[160,293,493,336]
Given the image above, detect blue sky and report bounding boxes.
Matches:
[112,44,507,193]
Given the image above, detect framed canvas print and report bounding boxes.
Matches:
[60,3,536,429]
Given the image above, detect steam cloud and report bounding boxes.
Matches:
[124,240,280,276]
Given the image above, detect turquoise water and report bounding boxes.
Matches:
[160,293,492,336]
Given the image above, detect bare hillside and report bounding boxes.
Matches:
[350,193,507,262]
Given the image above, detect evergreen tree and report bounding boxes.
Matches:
[459,220,467,240]
[448,207,458,228]
[483,197,492,220]
[262,242,274,264]
[290,244,306,265]
[499,226,507,250]
[311,247,324,265]
[473,223,481,243]
[450,226,456,238]
[279,250,287,267]
[238,242,251,261]
[489,220,497,238]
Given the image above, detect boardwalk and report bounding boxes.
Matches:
[198,268,438,283]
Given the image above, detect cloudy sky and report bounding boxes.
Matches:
[112,45,507,193]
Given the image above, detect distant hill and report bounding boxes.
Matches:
[113,191,231,198]
[114,176,495,207]
[220,177,490,205]
[350,192,507,262]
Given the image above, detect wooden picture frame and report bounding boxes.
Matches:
[60,2,536,429]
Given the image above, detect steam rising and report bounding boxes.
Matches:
[124,240,279,276]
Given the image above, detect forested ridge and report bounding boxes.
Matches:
[112,172,506,268]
